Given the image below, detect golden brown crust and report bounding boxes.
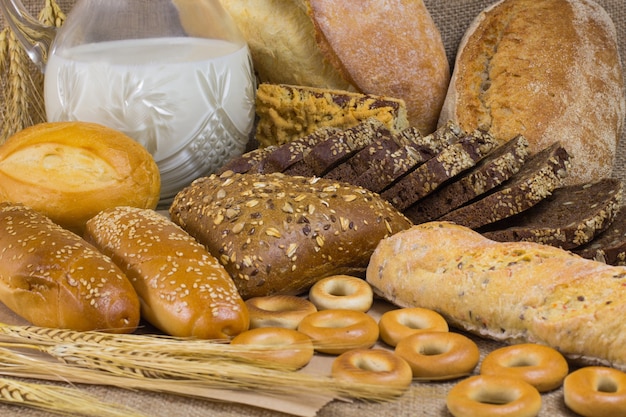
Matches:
[84,206,249,340]
[440,0,625,185]
[169,172,413,299]
[0,203,140,333]
[367,221,626,370]
[0,122,161,234]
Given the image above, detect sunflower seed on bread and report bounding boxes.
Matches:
[574,205,626,265]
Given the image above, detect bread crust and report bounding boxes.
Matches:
[367,221,626,370]
[439,0,626,185]
[0,203,140,333]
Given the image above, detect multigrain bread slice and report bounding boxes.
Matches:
[574,205,626,265]
[403,135,529,224]
[255,83,409,147]
[481,178,623,249]
[217,145,278,174]
[380,130,500,211]
[302,118,392,176]
[366,221,626,370]
[439,142,571,229]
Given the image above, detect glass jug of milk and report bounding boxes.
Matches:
[0,0,256,207]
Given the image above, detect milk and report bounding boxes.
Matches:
[45,37,255,206]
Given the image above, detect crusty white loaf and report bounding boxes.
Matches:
[84,207,249,339]
[220,0,450,134]
[366,221,626,370]
[0,122,161,234]
[170,172,413,299]
[439,0,625,185]
[0,203,140,333]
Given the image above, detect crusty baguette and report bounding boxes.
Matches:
[439,0,625,185]
[366,221,626,370]
[84,207,249,339]
[170,172,413,299]
[0,203,140,333]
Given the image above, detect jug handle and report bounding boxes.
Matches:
[0,0,56,72]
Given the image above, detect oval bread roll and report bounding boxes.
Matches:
[0,203,141,333]
[439,0,625,185]
[0,122,161,233]
[84,206,249,339]
[220,0,450,134]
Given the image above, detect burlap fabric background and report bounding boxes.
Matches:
[0,1,625,416]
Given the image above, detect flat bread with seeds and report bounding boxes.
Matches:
[169,172,413,299]
[0,203,140,333]
[84,206,249,339]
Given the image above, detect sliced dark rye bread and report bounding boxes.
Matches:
[480,178,623,249]
[574,205,626,265]
[439,142,571,229]
[380,130,500,211]
[301,118,391,176]
[217,145,278,174]
[403,135,530,224]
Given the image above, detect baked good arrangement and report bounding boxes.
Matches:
[0,0,626,416]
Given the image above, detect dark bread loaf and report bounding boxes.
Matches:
[0,203,140,332]
[574,206,626,265]
[404,135,529,224]
[482,178,623,249]
[169,172,412,299]
[440,142,571,229]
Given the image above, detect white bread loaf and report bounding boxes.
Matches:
[169,172,413,299]
[219,0,450,134]
[439,0,625,185]
[0,122,161,234]
[84,207,250,339]
[366,221,626,370]
[0,203,141,333]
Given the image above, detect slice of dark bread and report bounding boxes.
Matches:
[217,145,278,174]
[439,142,571,229]
[403,135,530,224]
[574,205,626,265]
[380,130,500,211]
[302,118,391,176]
[481,178,623,249]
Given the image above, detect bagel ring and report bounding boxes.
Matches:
[564,366,626,417]
[332,348,413,393]
[297,309,379,355]
[446,374,542,417]
[395,331,479,380]
[245,295,317,329]
[480,343,569,392]
[308,275,374,312]
[230,327,315,370]
[379,307,449,347]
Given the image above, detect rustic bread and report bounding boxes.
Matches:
[220,0,450,134]
[404,135,529,224]
[84,207,249,339]
[482,178,623,249]
[381,130,500,211]
[439,0,625,185]
[0,121,161,234]
[169,172,412,299]
[0,203,140,333]
[439,142,571,229]
[255,83,408,147]
[366,221,626,370]
[574,206,626,265]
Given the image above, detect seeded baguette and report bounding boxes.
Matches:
[169,172,413,299]
[84,206,249,339]
[366,221,626,370]
[0,203,140,333]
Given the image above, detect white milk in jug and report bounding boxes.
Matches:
[45,37,255,207]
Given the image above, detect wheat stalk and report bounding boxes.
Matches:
[0,376,149,417]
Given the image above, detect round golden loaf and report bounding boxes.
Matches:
[439,0,625,185]
[0,122,161,233]
[219,0,450,135]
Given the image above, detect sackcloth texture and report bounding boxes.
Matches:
[0,1,624,416]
